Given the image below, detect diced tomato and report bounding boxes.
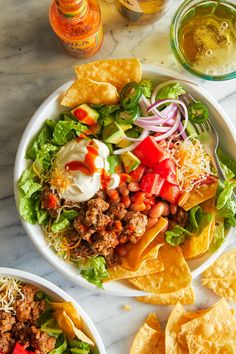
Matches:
[133,136,166,168]
[72,108,96,126]
[44,193,58,209]
[159,181,181,204]
[119,173,132,184]
[129,164,146,181]
[13,343,35,354]
[140,174,165,195]
[153,159,178,185]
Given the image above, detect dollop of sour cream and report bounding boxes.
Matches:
[51,139,120,202]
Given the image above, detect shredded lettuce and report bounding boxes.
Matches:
[52,120,87,146]
[49,335,67,354]
[189,205,212,232]
[217,180,236,210]
[69,340,91,354]
[218,148,236,176]
[107,155,121,174]
[79,256,109,288]
[165,225,192,246]
[140,79,153,98]
[216,180,236,228]
[51,216,70,233]
[26,120,54,160]
[156,83,185,100]
[62,210,79,221]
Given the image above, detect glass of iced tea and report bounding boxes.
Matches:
[171,0,236,80]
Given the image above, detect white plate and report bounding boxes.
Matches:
[14,64,236,297]
[0,267,106,353]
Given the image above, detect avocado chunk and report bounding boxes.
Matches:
[119,122,132,132]
[121,151,141,173]
[72,104,99,125]
[103,121,125,144]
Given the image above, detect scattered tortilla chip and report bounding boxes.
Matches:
[178,298,236,349]
[121,217,167,270]
[165,303,189,354]
[136,285,195,305]
[186,334,235,354]
[202,278,236,303]
[179,183,217,211]
[61,78,119,107]
[54,309,94,346]
[130,313,164,354]
[51,301,82,329]
[183,308,210,321]
[181,198,216,259]
[128,243,192,294]
[106,252,164,281]
[74,58,142,91]
[202,248,236,278]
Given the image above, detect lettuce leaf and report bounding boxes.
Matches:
[165,225,192,246]
[156,83,185,100]
[217,148,236,176]
[217,180,236,210]
[79,256,109,288]
[69,340,91,354]
[140,79,153,98]
[107,155,121,174]
[210,222,225,251]
[216,180,236,228]
[26,120,54,160]
[52,120,87,146]
[51,216,70,233]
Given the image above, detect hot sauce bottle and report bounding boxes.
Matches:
[49,0,103,58]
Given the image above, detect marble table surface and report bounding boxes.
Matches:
[1,0,236,353]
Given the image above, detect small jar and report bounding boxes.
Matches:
[115,0,170,25]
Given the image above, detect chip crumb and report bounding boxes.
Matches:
[123,304,132,312]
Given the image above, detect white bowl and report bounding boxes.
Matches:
[14,64,236,297]
[0,267,106,353]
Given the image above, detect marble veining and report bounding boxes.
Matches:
[1,0,236,353]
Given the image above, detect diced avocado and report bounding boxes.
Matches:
[119,122,132,132]
[103,121,125,144]
[121,151,141,173]
[185,120,197,137]
[125,128,139,138]
[72,104,99,126]
[117,139,132,148]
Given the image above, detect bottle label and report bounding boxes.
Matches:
[60,23,103,57]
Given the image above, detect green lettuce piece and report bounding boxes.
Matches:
[140,79,153,98]
[79,256,109,288]
[107,155,121,174]
[210,222,225,251]
[33,144,59,173]
[217,148,236,176]
[99,105,120,120]
[220,162,234,180]
[51,216,70,233]
[217,181,236,210]
[165,225,192,246]
[35,200,49,225]
[19,196,37,224]
[156,83,185,100]
[49,335,67,354]
[69,340,91,354]
[189,205,202,229]
[216,180,236,228]
[52,120,87,146]
[26,121,54,160]
[62,209,79,221]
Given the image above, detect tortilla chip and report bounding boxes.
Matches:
[178,298,236,349]
[179,182,217,211]
[186,334,235,354]
[181,198,216,259]
[61,78,119,107]
[121,217,167,270]
[156,332,165,354]
[74,58,142,91]
[51,301,82,329]
[136,285,195,305]
[54,309,94,346]
[183,308,210,321]
[202,249,236,279]
[165,303,189,354]
[106,253,164,281]
[202,278,236,303]
[128,243,192,294]
[130,313,164,354]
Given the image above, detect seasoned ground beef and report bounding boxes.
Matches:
[85,208,111,230]
[0,312,15,333]
[30,326,56,354]
[0,332,15,353]
[105,249,122,268]
[122,211,148,244]
[87,197,109,212]
[72,240,95,258]
[3,284,56,354]
[168,207,188,230]
[107,203,127,220]
[41,187,60,218]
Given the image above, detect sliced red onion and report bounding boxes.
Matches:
[178,120,187,139]
[139,95,148,116]
[135,121,171,132]
[154,111,181,141]
[114,129,149,155]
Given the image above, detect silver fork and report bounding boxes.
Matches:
[181,93,226,182]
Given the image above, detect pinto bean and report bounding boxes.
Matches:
[149,202,165,218]
[128,182,140,192]
[147,217,159,229]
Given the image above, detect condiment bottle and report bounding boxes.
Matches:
[115,0,170,24]
[49,0,103,58]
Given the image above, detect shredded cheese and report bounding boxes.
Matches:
[0,277,24,314]
[166,137,211,191]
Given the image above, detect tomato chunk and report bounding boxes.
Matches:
[159,181,181,204]
[129,164,146,181]
[72,108,96,126]
[133,136,166,168]
[43,192,58,209]
[140,174,165,195]
[153,159,178,185]
[13,343,35,354]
